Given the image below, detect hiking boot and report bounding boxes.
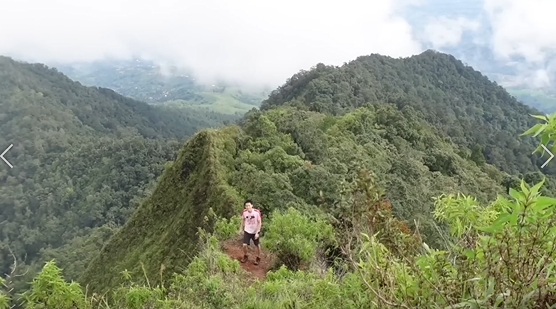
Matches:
[254,256,261,265]
[240,255,248,263]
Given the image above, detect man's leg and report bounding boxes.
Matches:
[242,244,248,259]
[253,238,261,265]
[241,232,252,263]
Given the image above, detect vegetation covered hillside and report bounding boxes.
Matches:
[79,127,244,292]
[79,52,556,301]
[0,56,237,292]
[261,50,552,177]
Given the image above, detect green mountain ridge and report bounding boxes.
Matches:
[261,50,549,176]
[0,56,235,141]
[79,50,556,296]
[80,127,243,293]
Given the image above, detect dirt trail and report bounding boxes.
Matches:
[222,238,272,281]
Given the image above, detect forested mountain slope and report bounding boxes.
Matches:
[79,51,556,295]
[0,56,236,292]
[261,50,550,177]
[0,56,236,141]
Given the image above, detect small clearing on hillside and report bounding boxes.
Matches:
[222,238,272,282]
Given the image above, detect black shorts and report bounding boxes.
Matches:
[242,231,260,246]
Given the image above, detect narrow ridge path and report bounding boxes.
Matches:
[222,238,272,282]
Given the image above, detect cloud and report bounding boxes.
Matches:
[484,0,556,64]
[4,0,553,90]
[423,17,480,49]
[481,0,556,88]
[0,0,423,88]
[412,0,555,88]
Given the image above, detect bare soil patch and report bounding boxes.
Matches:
[222,237,272,282]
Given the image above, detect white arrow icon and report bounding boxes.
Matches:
[541,144,554,168]
[0,144,13,168]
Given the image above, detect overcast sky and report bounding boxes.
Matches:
[0,0,554,88]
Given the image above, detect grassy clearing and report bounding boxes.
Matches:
[161,92,258,115]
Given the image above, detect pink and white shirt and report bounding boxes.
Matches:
[242,209,261,234]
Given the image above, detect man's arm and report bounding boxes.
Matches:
[256,216,261,234]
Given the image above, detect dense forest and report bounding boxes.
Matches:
[260,50,551,177]
[3,51,556,308]
[0,55,240,293]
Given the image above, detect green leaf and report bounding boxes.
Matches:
[531,114,549,121]
[463,249,475,259]
[548,111,556,122]
[476,225,496,233]
[530,177,546,195]
[494,212,511,225]
[477,213,509,233]
[534,196,556,210]
[519,180,529,195]
[534,123,548,137]
[521,123,544,136]
[541,134,550,149]
[508,211,519,225]
[551,143,556,159]
[509,188,525,202]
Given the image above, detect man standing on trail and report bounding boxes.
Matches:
[238,199,262,265]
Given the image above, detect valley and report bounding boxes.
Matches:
[506,87,556,113]
[55,59,268,116]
